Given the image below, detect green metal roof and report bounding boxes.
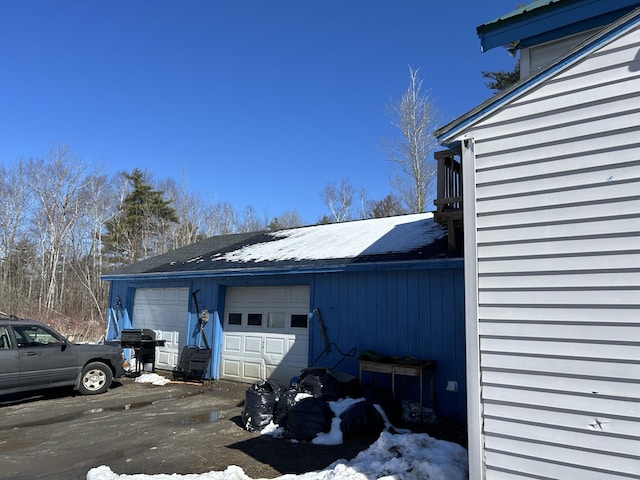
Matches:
[437,7,640,145]
[477,0,640,51]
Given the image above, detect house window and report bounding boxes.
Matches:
[228,313,242,325]
[268,312,285,328]
[291,314,308,329]
[247,313,262,326]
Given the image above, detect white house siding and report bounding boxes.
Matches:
[520,29,598,77]
[459,23,640,480]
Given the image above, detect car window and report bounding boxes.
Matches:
[14,325,63,348]
[0,326,13,349]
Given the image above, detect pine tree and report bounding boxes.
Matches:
[103,169,178,265]
[481,63,520,93]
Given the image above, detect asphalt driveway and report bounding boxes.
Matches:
[0,376,375,480]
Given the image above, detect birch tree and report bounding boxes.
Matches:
[202,200,238,236]
[384,66,439,213]
[29,145,90,310]
[67,172,115,320]
[0,159,34,308]
[238,205,268,232]
[321,178,354,222]
[158,176,203,249]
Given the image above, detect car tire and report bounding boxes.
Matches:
[78,362,113,395]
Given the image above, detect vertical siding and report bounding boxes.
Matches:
[465,24,640,479]
[311,265,466,422]
[106,263,465,421]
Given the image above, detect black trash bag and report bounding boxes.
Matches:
[274,387,305,430]
[284,397,333,442]
[361,384,402,425]
[330,369,363,399]
[296,367,344,401]
[242,379,282,432]
[340,400,385,439]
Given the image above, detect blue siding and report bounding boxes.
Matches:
[308,265,465,422]
[105,261,465,422]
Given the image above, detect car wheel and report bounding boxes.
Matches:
[78,362,113,395]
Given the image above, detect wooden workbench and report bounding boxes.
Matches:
[359,358,436,419]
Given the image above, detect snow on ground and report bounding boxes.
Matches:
[134,372,172,386]
[87,378,468,480]
[87,432,468,480]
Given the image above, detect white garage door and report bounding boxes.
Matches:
[132,287,189,370]
[221,286,310,386]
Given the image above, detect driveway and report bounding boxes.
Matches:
[0,376,374,480]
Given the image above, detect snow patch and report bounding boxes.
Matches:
[134,373,171,386]
[87,431,468,480]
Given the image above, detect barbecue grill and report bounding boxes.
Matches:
[120,329,166,374]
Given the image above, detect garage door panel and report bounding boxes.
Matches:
[243,361,263,381]
[154,330,179,368]
[132,287,189,371]
[264,337,286,355]
[221,286,310,386]
[139,289,162,302]
[222,359,241,378]
[267,288,289,303]
[224,335,242,353]
[286,338,309,363]
[163,288,187,302]
[156,350,172,366]
[244,336,262,354]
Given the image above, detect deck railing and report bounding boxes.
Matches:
[433,150,462,249]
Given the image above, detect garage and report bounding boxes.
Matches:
[221,285,310,386]
[131,287,189,370]
[104,214,466,422]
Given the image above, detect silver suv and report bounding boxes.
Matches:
[0,316,125,396]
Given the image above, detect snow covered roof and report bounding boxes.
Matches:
[103,213,455,279]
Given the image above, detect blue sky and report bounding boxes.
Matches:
[1,1,519,225]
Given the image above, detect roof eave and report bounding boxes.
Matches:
[100,257,464,282]
[477,0,639,52]
[437,8,640,145]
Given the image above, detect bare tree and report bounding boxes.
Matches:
[67,172,115,321]
[202,200,238,236]
[0,158,35,309]
[384,66,439,213]
[29,145,90,310]
[238,205,268,232]
[269,210,304,230]
[158,175,203,249]
[320,178,354,222]
[357,188,370,219]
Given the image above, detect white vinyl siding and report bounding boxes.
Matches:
[460,22,640,480]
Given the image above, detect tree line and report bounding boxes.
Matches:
[0,147,311,337]
[2,64,510,338]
